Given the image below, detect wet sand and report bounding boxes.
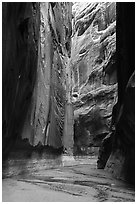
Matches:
[2,151,135,202]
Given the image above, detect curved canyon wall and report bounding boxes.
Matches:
[71,2,135,185]
[2,2,72,158]
[71,2,117,154]
[22,3,72,150]
[2,2,135,184]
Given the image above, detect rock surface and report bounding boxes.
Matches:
[71,3,117,153]
[2,3,40,158]
[22,3,72,149]
[105,3,135,184]
[2,3,73,157]
[2,2,135,186]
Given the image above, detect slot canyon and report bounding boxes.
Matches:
[2,2,135,202]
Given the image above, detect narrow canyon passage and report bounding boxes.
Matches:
[2,2,135,202]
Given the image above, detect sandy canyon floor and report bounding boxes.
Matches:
[2,150,135,202]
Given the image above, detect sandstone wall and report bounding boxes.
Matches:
[71,3,117,153]
[2,3,72,158]
[22,3,72,149]
[2,3,40,158]
[105,3,135,184]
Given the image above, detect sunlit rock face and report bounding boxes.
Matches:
[71,2,117,153]
[22,3,72,148]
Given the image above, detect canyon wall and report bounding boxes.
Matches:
[2,3,135,184]
[72,2,135,184]
[71,3,117,154]
[22,2,72,150]
[2,3,40,158]
[105,3,135,184]
[2,2,72,158]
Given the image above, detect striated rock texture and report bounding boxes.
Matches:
[2,2,72,158]
[22,2,72,149]
[2,3,40,158]
[71,3,117,153]
[2,2,135,185]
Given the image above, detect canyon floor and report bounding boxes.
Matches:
[2,150,135,202]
